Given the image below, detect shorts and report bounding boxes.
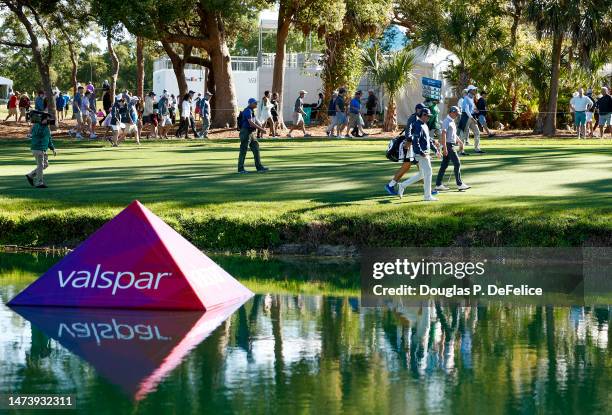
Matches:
[585,112,594,122]
[599,113,611,126]
[161,115,172,126]
[8,107,17,115]
[478,114,487,126]
[125,124,137,134]
[349,113,362,128]
[574,111,586,126]
[292,112,303,125]
[336,112,347,125]
[110,123,125,132]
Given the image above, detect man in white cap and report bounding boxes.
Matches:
[287,90,311,138]
[459,85,484,154]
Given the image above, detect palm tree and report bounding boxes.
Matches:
[523,50,551,133]
[526,0,612,136]
[362,45,416,132]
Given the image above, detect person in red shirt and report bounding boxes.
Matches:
[18,93,31,124]
[4,92,18,122]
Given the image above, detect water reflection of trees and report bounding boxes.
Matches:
[3,296,610,414]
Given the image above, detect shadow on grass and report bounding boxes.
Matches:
[0,141,610,214]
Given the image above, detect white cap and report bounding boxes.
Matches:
[467,85,477,92]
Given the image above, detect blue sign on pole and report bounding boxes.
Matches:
[421,77,442,100]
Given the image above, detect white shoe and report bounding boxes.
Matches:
[398,185,405,199]
[458,183,471,191]
[424,196,439,201]
[435,185,449,191]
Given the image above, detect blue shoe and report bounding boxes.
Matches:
[432,189,439,196]
[385,184,398,195]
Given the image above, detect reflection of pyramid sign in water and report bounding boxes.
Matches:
[12,303,245,400]
[9,200,253,310]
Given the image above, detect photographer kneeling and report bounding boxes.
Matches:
[25,111,56,189]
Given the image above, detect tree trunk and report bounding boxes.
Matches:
[136,36,145,99]
[384,97,397,132]
[107,31,120,100]
[161,41,189,97]
[206,14,237,128]
[533,99,547,134]
[543,32,563,137]
[272,17,291,129]
[66,38,78,96]
[32,54,57,129]
[7,2,56,128]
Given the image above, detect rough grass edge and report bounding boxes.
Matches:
[0,209,610,252]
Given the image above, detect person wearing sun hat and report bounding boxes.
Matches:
[238,98,269,174]
[287,89,311,138]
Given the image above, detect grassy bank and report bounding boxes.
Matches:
[0,137,611,249]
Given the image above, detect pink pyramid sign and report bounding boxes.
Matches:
[9,201,253,310]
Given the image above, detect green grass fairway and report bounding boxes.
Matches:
[0,137,611,248]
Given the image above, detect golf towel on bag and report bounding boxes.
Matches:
[386,135,413,163]
[458,112,469,132]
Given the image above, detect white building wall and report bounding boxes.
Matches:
[152,60,206,98]
[257,66,323,120]
[233,71,259,110]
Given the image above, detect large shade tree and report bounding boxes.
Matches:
[320,0,392,101]
[271,0,344,127]
[0,0,60,124]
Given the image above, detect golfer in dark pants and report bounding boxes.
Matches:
[435,106,470,191]
[238,98,269,174]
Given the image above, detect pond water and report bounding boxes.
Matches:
[0,252,610,415]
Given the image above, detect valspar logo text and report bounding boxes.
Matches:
[58,319,171,346]
[58,264,172,295]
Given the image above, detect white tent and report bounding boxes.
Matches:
[395,46,460,124]
[0,76,14,100]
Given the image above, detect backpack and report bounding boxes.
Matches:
[386,135,412,162]
[236,110,244,131]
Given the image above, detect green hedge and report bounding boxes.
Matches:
[0,208,609,251]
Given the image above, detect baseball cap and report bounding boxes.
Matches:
[248,98,258,105]
[467,85,477,92]
[299,90,307,94]
[449,106,460,113]
[415,103,425,112]
[420,108,432,116]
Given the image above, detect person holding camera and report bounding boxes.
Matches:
[25,112,56,189]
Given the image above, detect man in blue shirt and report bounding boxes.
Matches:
[238,98,269,174]
[397,108,440,201]
[349,90,367,137]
